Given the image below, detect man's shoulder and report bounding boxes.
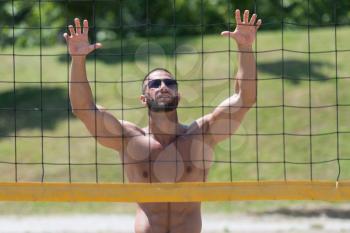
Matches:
[184,114,212,135]
[120,120,146,137]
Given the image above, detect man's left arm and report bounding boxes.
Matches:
[201,9,262,145]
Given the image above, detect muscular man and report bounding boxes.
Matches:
[64,9,261,233]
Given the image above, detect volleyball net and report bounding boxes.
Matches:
[0,0,350,202]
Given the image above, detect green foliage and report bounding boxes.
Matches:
[0,1,65,47]
[0,0,349,47]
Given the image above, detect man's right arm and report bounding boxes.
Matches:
[70,56,127,151]
[64,18,140,151]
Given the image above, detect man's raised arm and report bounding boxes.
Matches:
[198,9,262,145]
[63,18,139,151]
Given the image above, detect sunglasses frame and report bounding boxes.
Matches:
[147,79,178,89]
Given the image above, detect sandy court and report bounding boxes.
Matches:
[1,214,350,233]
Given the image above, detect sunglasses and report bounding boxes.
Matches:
[147,79,178,89]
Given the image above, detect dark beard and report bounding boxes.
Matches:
[146,95,179,112]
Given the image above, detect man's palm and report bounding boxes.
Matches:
[221,9,262,47]
[68,34,91,55]
[232,22,257,46]
[63,18,101,57]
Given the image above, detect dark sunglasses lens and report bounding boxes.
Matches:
[148,79,161,88]
[163,79,177,87]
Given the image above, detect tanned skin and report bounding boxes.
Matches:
[64,9,261,233]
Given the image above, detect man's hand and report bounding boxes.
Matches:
[63,18,102,57]
[221,9,262,48]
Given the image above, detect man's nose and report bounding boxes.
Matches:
[159,81,168,90]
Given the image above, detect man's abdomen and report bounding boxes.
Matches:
[135,202,202,233]
[169,202,202,233]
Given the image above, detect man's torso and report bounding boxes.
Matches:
[122,124,213,233]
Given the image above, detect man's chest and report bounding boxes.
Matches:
[124,136,213,182]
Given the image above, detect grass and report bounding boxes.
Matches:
[0,26,350,213]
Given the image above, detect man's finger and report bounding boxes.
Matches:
[256,19,262,29]
[95,43,102,49]
[74,18,81,35]
[221,31,233,37]
[249,14,257,25]
[83,19,89,35]
[235,9,242,24]
[243,10,249,24]
[88,43,103,53]
[68,25,75,36]
[63,33,69,41]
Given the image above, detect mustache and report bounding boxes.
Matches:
[156,94,172,99]
[156,91,172,96]
[146,95,179,112]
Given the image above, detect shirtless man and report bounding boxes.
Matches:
[64,9,261,233]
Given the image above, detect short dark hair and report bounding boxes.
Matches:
[142,68,173,94]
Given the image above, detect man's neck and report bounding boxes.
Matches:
[148,110,181,145]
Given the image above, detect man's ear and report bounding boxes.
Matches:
[140,94,147,106]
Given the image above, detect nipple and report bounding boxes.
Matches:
[142,171,149,178]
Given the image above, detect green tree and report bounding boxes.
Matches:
[0,0,349,48]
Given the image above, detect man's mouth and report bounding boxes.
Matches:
[157,94,172,99]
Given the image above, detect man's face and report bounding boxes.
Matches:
[141,70,180,112]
